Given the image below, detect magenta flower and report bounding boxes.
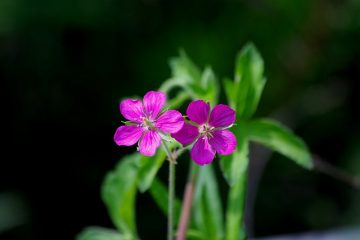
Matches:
[172,100,237,165]
[114,91,184,156]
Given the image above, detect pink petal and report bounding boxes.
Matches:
[139,130,162,156]
[208,104,236,128]
[143,91,166,120]
[186,100,210,125]
[209,130,237,155]
[190,137,216,166]
[120,99,144,123]
[114,125,143,146]
[171,123,199,145]
[155,110,184,134]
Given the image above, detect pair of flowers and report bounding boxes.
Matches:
[114,91,236,165]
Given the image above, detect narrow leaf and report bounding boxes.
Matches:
[102,153,140,237]
[223,78,236,110]
[137,150,167,192]
[244,119,313,169]
[232,43,266,119]
[76,227,125,240]
[225,170,248,240]
[192,165,224,240]
[200,67,219,105]
[220,128,249,186]
[138,141,181,192]
[219,128,250,240]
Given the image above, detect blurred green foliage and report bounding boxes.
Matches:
[2,0,360,239]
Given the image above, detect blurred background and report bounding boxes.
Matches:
[1,0,360,239]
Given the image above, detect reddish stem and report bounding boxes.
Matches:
[176,179,195,240]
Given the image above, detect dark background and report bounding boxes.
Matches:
[1,0,360,239]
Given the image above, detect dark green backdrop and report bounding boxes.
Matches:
[1,0,360,239]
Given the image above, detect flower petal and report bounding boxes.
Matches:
[208,104,236,128]
[120,99,144,123]
[190,137,216,166]
[143,91,166,120]
[139,130,162,156]
[171,123,199,145]
[155,110,184,134]
[186,100,210,125]
[209,130,237,155]
[114,125,143,146]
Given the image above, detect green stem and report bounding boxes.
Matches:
[162,141,176,240]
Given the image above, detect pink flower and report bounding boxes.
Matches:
[172,100,237,165]
[114,91,184,156]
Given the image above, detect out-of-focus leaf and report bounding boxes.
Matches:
[218,127,249,239]
[102,153,140,238]
[226,43,266,119]
[148,177,181,223]
[161,51,218,105]
[169,50,202,86]
[220,127,249,186]
[138,150,167,193]
[187,229,206,240]
[167,92,190,109]
[225,168,248,240]
[138,141,181,192]
[76,227,125,240]
[192,165,224,240]
[199,66,218,105]
[243,119,313,169]
[223,78,236,109]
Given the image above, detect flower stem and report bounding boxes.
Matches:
[177,161,198,240]
[162,141,176,240]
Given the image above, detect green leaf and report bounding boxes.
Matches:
[166,91,191,109]
[169,50,202,86]
[192,165,224,240]
[137,150,167,193]
[225,170,248,240]
[219,127,249,239]
[102,153,140,237]
[220,127,249,186]
[244,119,313,169]
[223,78,236,109]
[148,177,181,223]
[138,141,181,192]
[186,229,206,240]
[161,50,218,105]
[228,43,266,119]
[76,227,125,240]
[200,66,219,105]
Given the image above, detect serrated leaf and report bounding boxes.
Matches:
[192,165,224,240]
[220,127,249,186]
[231,43,266,119]
[101,153,140,237]
[148,177,181,223]
[244,119,313,169]
[76,227,125,240]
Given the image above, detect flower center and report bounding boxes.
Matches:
[199,124,214,139]
[142,117,156,130]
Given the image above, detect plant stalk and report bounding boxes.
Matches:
[177,161,198,240]
[162,141,176,240]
